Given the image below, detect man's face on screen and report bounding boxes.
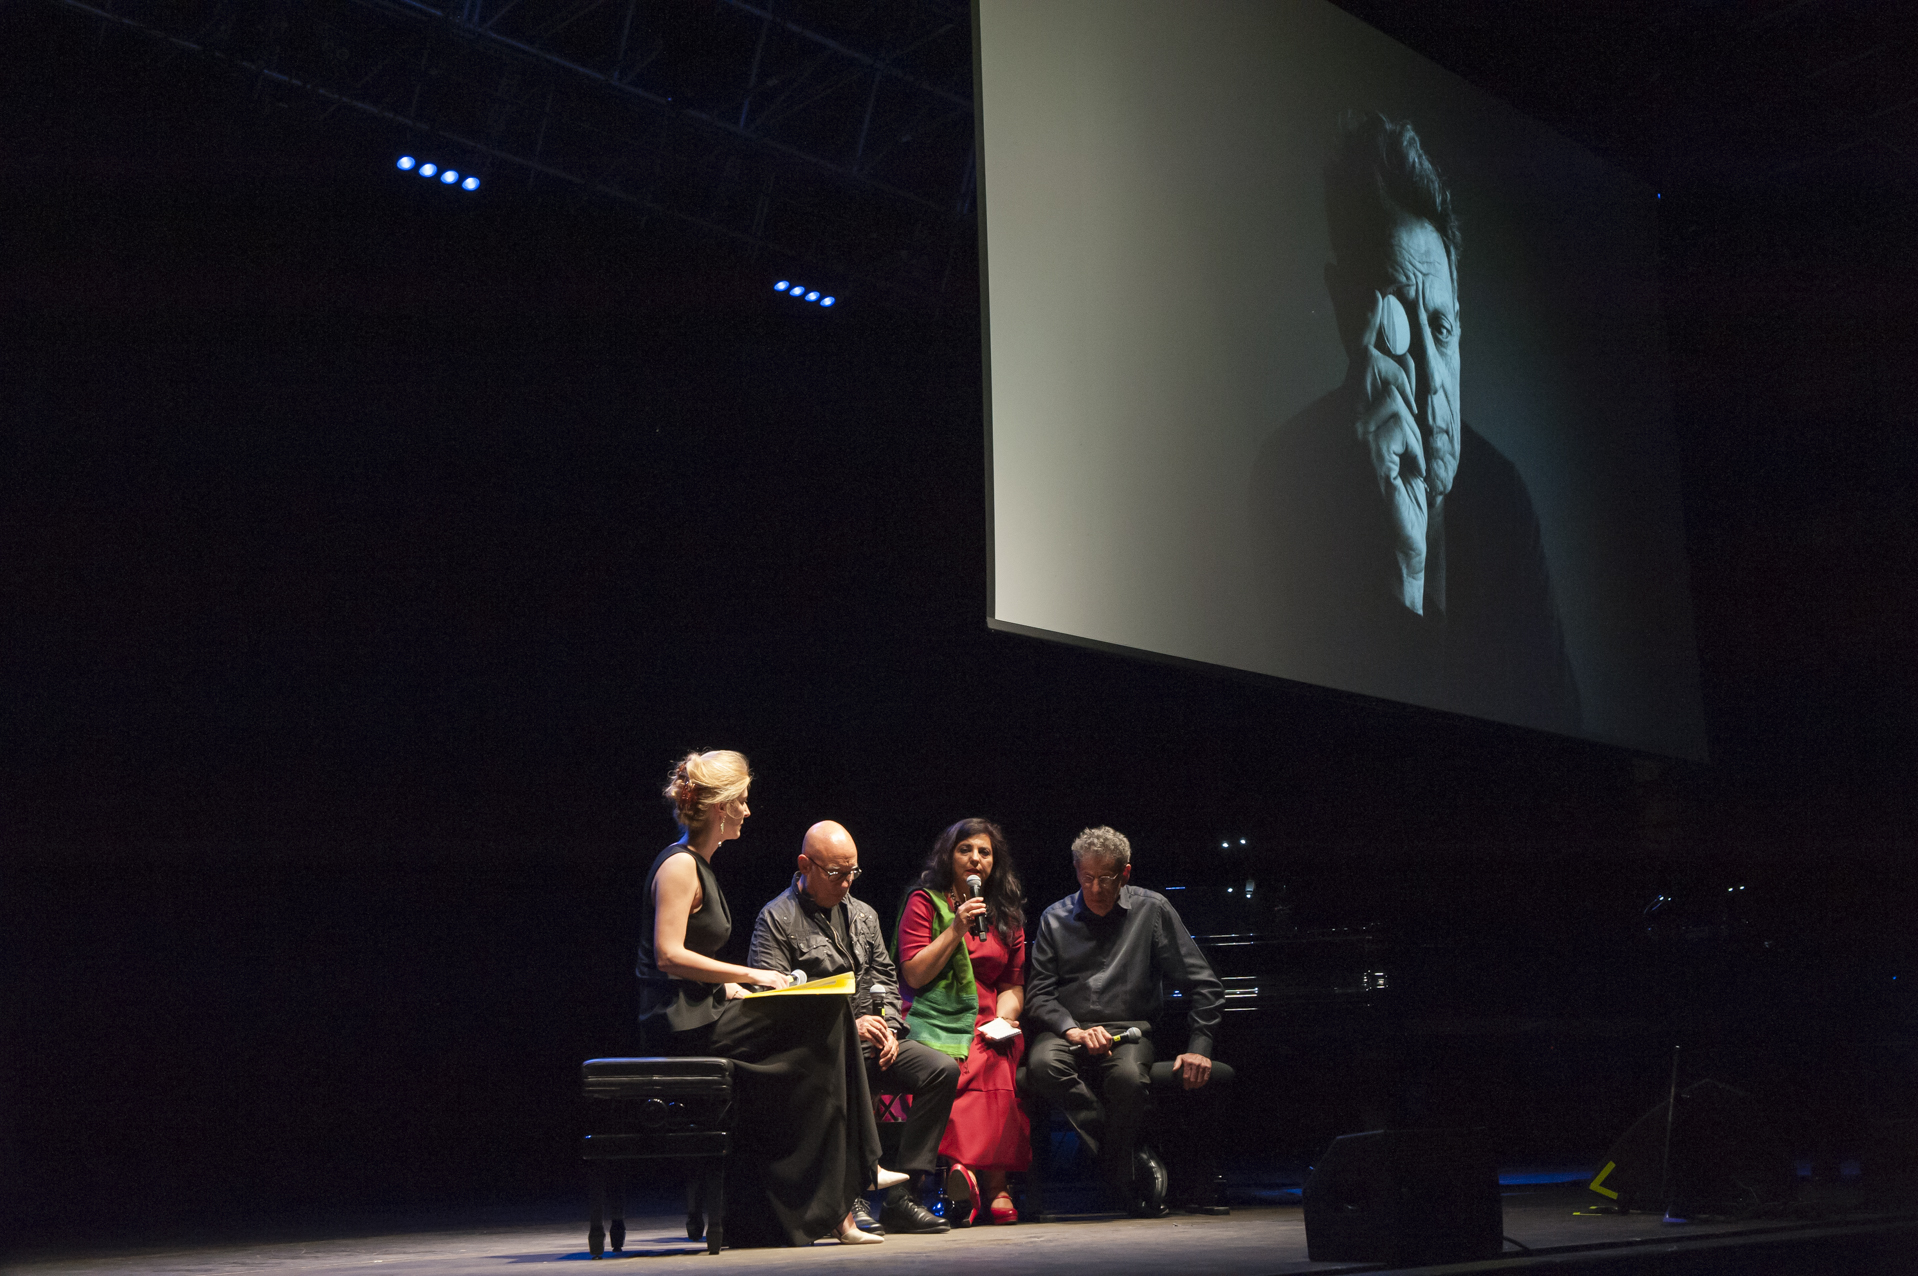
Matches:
[1373,213,1462,500]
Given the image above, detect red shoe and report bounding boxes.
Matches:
[944,1164,979,1227]
[988,1191,1018,1225]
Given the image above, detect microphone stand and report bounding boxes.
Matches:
[1660,1045,1684,1223]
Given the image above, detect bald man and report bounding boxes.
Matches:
[748,822,956,1236]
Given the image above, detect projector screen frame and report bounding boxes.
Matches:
[971,0,1706,762]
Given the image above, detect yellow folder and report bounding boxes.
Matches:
[739,970,857,998]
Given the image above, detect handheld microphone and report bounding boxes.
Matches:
[788,970,807,986]
[965,874,988,940]
[1075,1025,1143,1051]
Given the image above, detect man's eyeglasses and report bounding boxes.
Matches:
[1078,872,1123,889]
[818,865,863,882]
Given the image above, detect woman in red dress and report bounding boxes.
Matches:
[897,818,1031,1225]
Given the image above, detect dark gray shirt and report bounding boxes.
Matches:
[1025,885,1224,1058]
[747,878,906,1037]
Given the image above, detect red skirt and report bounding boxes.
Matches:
[936,1009,1031,1171]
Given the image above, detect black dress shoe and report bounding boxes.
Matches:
[880,1195,952,1235]
[851,1196,885,1236]
[1179,1202,1231,1216]
[1127,1148,1170,1218]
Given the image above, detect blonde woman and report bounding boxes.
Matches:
[634,750,886,1246]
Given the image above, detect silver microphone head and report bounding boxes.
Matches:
[966,874,983,897]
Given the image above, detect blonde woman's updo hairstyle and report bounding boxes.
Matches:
[663,749,753,831]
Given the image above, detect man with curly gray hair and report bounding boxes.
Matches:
[1026,826,1225,1216]
[1069,825,1133,868]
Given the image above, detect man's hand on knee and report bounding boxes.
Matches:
[1174,1052,1212,1090]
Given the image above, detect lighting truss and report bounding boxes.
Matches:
[46,0,979,313]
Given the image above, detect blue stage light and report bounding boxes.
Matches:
[462,176,481,192]
[397,155,416,171]
[441,169,459,184]
[419,162,438,177]
[805,290,820,301]
[820,296,835,307]
[774,281,791,292]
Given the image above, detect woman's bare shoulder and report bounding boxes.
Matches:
[653,849,699,888]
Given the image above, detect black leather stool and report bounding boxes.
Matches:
[581,1056,733,1257]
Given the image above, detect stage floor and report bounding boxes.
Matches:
[12,1183,1916,1276]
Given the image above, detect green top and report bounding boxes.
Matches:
[896,888,978,1060]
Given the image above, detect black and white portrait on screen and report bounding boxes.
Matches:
[975,0,1707,759]
[1248,112,1581,736]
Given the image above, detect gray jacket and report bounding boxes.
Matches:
[747,879,906,1037]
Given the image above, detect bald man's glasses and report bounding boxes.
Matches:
[818,865,863,882]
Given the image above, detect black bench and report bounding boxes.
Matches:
[580,1056,733,1257]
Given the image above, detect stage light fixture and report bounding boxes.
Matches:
[441,169,459,184]
[462,176,481,191]
[771,279,839,308]
[419,162,438,177]
[397,155,416,171]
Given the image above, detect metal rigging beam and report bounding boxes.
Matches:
[40,0,980,312]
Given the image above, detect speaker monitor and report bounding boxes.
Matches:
[1303,1128,1503,1266]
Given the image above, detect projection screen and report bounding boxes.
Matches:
[978,0,1707,760]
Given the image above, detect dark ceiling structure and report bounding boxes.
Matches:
[40,0,1918,318]
[47,0,979,311]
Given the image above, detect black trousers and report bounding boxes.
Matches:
[865,1039,960,1176]
[1027,1028,1155,1184]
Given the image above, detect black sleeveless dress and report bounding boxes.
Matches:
[635,845,732,1050]
[634,843,882,1245]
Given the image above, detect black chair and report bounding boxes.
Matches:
[580,1056,733,1257]
[1147,1057,1236,1212]
[1018,1054,1236,1220]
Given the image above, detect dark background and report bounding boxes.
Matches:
[4,0,1914,1248]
